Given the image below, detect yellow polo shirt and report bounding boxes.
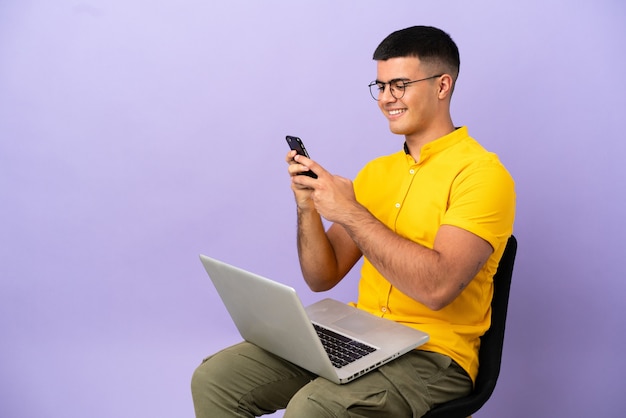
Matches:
[351,126,515,382]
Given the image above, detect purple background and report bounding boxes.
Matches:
[1,1,625,417]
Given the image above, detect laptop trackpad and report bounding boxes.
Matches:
[332,314,372,335]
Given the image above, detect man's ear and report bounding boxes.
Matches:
[437,74,454,100]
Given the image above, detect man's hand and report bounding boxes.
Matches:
[286,152,360,223]
[286,150,316,210]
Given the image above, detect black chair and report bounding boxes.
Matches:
[422,235,517,418]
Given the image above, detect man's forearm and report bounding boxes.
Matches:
[336,203,445,306]
[337,202,492,310]
[296,208,343,291]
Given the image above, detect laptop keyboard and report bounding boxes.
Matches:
[313,324,378,368]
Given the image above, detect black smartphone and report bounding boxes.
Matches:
[286,135,317,178]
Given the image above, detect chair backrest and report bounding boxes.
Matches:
[422,235,517,418]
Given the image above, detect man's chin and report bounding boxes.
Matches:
[388,123,408,135]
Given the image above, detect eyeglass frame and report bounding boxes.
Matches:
[368,74,444,101]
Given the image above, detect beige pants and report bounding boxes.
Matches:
[191,342,472,418]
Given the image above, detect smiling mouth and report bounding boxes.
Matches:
[388,109,406,116]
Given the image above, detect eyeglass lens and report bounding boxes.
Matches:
[369,81,407,101]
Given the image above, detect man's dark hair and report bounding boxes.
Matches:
[373,26,460,81]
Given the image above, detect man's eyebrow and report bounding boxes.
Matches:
[375,77,411,84]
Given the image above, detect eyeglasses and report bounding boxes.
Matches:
[368,75,443,101]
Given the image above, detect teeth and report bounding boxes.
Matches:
[389,109,404,115]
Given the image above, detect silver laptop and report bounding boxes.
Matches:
[199,255,429,384]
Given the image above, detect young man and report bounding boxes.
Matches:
[192,26,515,417]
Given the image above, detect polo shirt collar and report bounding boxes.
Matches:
[403,126,469,163]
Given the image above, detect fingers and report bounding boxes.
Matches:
[286,152,322,178]
[285,150,298,164]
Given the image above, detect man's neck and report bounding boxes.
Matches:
[404,119,455,160]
